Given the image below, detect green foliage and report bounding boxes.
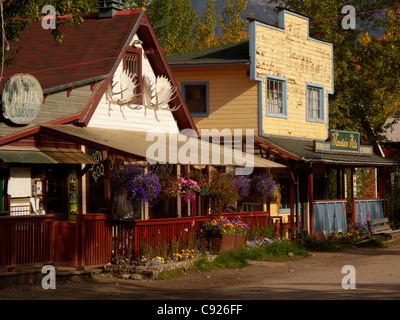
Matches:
[123,0,250,55]
[384,177,400,228]
[217,0,250,45]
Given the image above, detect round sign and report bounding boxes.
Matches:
[1,74,44,124]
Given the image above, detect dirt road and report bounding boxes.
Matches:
[1,244,399,301]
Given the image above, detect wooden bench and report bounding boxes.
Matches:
[367,218,400,241]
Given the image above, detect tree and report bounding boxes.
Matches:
[123,0,251,55]
[217,0,250,45]
[268,0,400,146]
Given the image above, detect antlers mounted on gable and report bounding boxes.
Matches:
[142,74,181,112]
[105,69,142,108]
[105,71,181,114]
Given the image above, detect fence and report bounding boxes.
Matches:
[1,212,273,270]
[0,213,110,271]
[110,212,272,260]
[0,215,54,270]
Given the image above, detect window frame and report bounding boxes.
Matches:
[181,81,209,117]
[306,83,324,123]
[277,173,291,214]
[265,75,288,119]
[123,46,142,105]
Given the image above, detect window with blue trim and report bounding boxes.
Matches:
[181,82,209,117]
[306,84,324,122]
[278,174,290,213]
[266,76,287,118]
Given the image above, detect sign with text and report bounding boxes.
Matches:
[315,130,372,155]
[2,74,44,124]
[330,130,360,152]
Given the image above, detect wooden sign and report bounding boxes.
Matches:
[315,130,372,155]
[1,74,43,124]
[330,130,360,153]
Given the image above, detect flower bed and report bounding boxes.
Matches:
[103,250,215,279]
[327,221,371,242]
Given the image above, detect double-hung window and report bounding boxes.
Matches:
[266,76,287,118]
[181,82,209,117]
[306,83,324,122]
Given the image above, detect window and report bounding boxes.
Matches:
[266,76,287,118]
[306,84,324,122]
[182,82,209,117]
[278,174,290,213]
[123,47,142,103]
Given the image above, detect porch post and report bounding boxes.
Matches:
[308,167,314,234]
[103,151,112,214]
[350,168,356,223]
[336,167,341,199]
[287,165,295,239]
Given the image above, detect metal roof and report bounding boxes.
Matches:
[40,124,285,168]
[166,40,250,66]
[0,146,98,164]
[256,135,398,167]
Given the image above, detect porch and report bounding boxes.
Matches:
[254,134,398,237]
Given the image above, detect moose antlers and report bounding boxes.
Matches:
[105,72,181,113]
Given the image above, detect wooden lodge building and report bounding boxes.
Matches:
[167,8,399,237]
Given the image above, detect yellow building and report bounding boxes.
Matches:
[168,8,397,237]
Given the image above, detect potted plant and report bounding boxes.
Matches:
[199,215,249,252]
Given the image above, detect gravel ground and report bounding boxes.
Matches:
[1,244,399,301]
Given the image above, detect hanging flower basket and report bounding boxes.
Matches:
[111,164,162,205]
[206,171,239,213]
[251,173,279,201]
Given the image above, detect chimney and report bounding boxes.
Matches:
[98,0,123,18]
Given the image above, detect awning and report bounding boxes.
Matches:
[40,125,285,169]
[0,146,98,164]
[255,135,398,167]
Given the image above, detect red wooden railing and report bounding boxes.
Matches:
[0,213,110,271]
[0,215,55,270]
[1,212,272,270]
[77,214,111,268]
[110,212,271,260]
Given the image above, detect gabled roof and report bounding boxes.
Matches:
[1,11,143,94]
[166,40,250,67]
[0,9,196,144]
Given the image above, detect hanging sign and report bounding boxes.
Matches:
[1,74,44,124]
[314,130,372,155]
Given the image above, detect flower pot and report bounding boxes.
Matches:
[199,234,236,253]
[234,233,246,250]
